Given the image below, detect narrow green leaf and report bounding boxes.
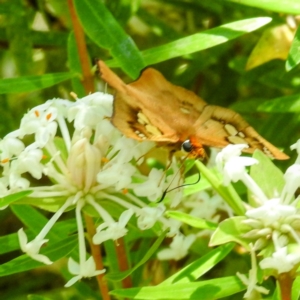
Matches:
[11,205,48,235]
[227,0,300,14]
[0,236,77,276]
[286,26,300,71]
[111,276,245,299]
[106,231,167,281]
[165,211,217,230]
[73,0,145,78]
[250,150,285,201]
[160,243,235,285]
[258,94,300,112]
[0,190,32,208]
[0,72,74,94]
[107,17,272,67]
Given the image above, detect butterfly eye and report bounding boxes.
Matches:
[182,140,193,153]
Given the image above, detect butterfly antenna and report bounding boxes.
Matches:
[158,171,201,202]
[158,154,188,188]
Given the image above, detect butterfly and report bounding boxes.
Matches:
[98,60,289,160]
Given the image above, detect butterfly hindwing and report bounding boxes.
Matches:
[193,105,288,159]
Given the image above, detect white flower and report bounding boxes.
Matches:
[18,228,52,265]
[216,144,249,171]
[246,198,297,227]
[132,168,165,202]
[97,161,136,191]
[18,197,74,265]
[216,144,267,203]
[290,139,300,152]
[222,156,258,185]
[291,139,300,163]
[65,257,105,287]
[68,92,113,131]
[137,204,165,230]
[10,146,44,179]
[0,134,24,163]
[281,164,300,203]
[67,138,101,191]
[93,209,134,244]
[0,91,187,285]
[108,136,154,164]
[259,247,300,273]
[157,234,195,261]
[184,192,232,222]
[8,172,30,190]
[19,101,58,147]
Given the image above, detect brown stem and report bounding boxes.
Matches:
[84,213,111,300]
[67,0,95,94]
[115,237,132,288]
[278,272,294,300]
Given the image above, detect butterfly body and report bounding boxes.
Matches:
[99,61,288,160]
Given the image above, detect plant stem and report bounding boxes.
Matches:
[67,0,95,94]
[278,272,294,300]
[84,213,111,300]
[115,237,132,288]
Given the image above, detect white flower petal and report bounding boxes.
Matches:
[65,275,81,287]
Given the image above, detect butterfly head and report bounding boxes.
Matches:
[181,137,206,160]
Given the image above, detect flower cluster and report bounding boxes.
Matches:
[0,92,201,286]
[215,143,300,297]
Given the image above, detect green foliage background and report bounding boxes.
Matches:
[0,0,300,299]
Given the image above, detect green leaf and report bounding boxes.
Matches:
[286,26,300,71]
[11,205,49,235]
[210,216,251,249]
[107,17,272,66]
[106,230,167,281]
[0,235,77,276]
[0,190,32,208]
[226,0,300,14]
[292,276,300,300]
[246,24,294,70]
[165,211,217,230]
[250,150,285,201]
[160,243,235,285]
[111,276,245,299]
[73,0,145,78]
[258,94,300,112]
[0,73,74,94]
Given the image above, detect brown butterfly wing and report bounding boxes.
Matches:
[99,60,206,143]
[192,105,289,159]
[99,61,288,160]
